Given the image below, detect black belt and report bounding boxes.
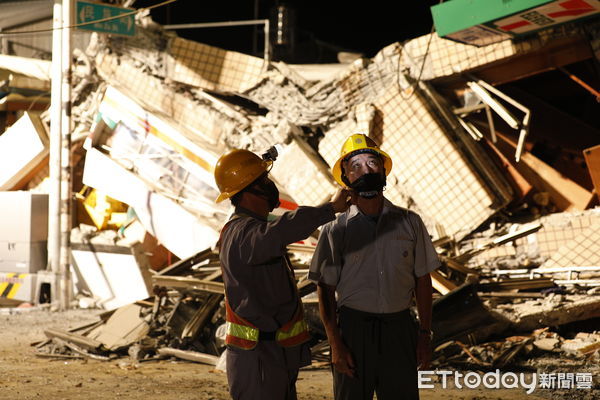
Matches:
[258,330,276,341]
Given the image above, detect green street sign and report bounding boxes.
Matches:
[75,0,135,37]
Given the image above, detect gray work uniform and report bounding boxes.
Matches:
[219,204,336,400]
[309,199,440,400]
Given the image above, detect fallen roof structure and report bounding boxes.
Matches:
[0,6,598,377]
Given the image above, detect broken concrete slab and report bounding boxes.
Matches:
[0,54,51,81]
[86,303,150,350]
[320,82,513,239]
[82,147,220,259]
[467,208,600,270]
[70,227,153,310]
[0,112,48,191]
[166,37,266,93]
[540,222,600,270]
[493,294,600,332]
[270,134,337,206]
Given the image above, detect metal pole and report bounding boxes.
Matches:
[59,0,72,310]
[48,0,63,308]
[264,19,270,65]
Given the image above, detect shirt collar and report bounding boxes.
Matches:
[347,197,394,220]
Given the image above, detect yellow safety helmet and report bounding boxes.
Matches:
[214,149,272,203]
[332,133,392,187]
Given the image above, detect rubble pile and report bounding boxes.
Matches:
[0,8,599,376]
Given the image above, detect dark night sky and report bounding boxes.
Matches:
[137,0,439,62]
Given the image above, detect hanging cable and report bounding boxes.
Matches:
[398,2,441,99]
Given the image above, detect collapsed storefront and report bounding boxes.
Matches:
[1,6,599,376]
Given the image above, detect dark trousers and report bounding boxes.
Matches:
[226,342,300,400]
[333,306,419,400]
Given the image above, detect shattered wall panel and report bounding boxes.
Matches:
[540,223,600,269]
[319,119,360,168]
[83,148,220,259]
[0,112,48,190]
[0,54,51,81]
[318,103,377,167]
[94,86,230,223]
[514,209,600,262]
[166,38,265,93]
[401,23,595,81]
[377,86,501,237]
[320,84,501,238]
[469,209,600,268]
[95,53,242,149]
[402,33,520,81]
[71,245,151,310]
[270,137,337,206]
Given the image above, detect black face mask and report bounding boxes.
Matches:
[349,172,386,199]
[248,179,280,211]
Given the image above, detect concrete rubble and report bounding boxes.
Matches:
[1,8,599,376]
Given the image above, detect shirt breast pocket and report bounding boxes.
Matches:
[385,236,415,268]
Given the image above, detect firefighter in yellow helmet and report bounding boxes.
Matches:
[214,147,350,400]
[309,134,439,400]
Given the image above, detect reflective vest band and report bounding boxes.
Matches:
[225,300,260,350]
[224,300,310,350]
[276,319,310,347]
[225,321,259,350]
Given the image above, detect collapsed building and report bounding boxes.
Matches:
[1,1,599,372]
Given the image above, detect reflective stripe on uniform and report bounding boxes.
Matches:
[226,321,259,342]
[276,319,308,342]
[225,299,310,349]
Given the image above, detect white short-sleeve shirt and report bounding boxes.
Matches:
[309,199,440,313]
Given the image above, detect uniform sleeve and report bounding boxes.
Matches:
[233,204,336,265]
[412,214,441,277]
[308,220,343,286]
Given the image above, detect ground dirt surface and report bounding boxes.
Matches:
[0,307,597,400]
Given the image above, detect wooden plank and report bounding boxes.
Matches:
[9,153,49,191]
[430,270,458,295]
[432,35,593,89]
[478,292,544,299]
[495,132,593,211]
[44,328,103,351]
[157,347,219,366]
[181,294,222,339]
[481,138,532,201]
[584,144,600,202]
[203,269,223,282]
[478,278,554,292]
[442,257,479,276]
[152,275,225,294]
[0,112,49,190]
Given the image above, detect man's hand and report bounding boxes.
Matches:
[416,331,432,370]
[330,339,356,378]
[330,189,351,213]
